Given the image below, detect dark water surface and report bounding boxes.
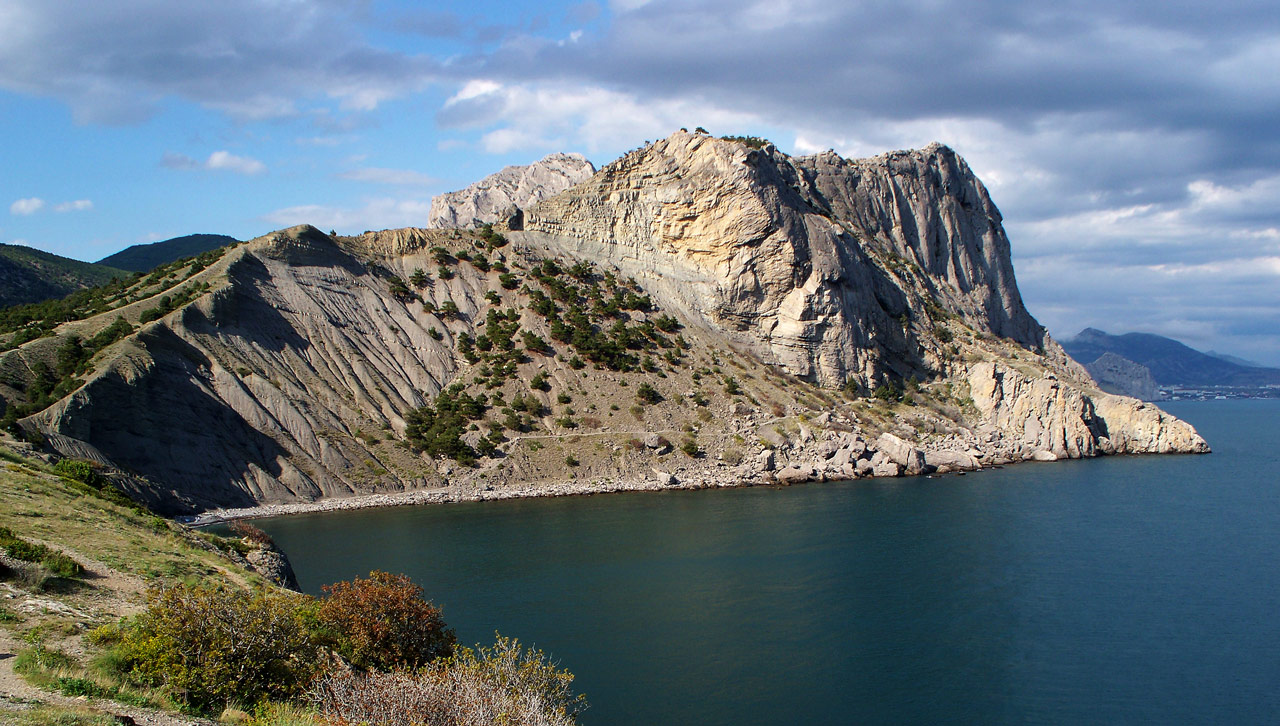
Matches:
[254,400,1280,725]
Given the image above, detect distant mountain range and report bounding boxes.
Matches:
[1062,328,1280,390]
[96,234,238,272]
[0,244,128,308]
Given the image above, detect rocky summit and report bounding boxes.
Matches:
[0,131,1208,514]
[427,152,595,230]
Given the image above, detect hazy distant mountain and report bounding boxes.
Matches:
[1083,352,1165,401]
[0,243,128,308]
[1207,350,1263,368]
[97,234,238,272]
[1062,328,1280,386]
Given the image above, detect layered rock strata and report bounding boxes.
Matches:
[3,132,1209,513]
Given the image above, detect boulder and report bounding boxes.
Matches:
[870,451,902,478]
[816,439,841,460]
[757,449,776,472]
[775,466,814,485]
[760,428,788,447]
[923,450,981,471]
[875,433,927,475]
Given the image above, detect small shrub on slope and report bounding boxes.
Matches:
[114,584,319,712]
[316,571,455,671]
[315,635,584,726]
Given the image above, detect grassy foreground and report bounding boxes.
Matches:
[0,439,584,726]
[0,437,272,724]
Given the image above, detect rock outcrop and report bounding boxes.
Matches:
[522,132,1044,388]
[427,153,595,230]
[3,132,1209,514]
[966,361,1208,461]
[1084,352,1164,401]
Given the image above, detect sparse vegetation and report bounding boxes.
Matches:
[719,135,771,149]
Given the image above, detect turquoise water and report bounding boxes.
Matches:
[253,400,1280,725]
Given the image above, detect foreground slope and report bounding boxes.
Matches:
[2,132,1206,514]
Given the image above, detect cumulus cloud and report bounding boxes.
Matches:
[162,151,266,175]
[263,198,434,233]
[3,0,1278,361]
[206,151,266,175]
[9,198,45,215]
[337,168,438,186]
[427,0,1280,363]
[53,199,93,212]
[438,80,763,154]
[0,0,440,123]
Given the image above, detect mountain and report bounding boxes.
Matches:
[0,243,128,308]
[0,132,1207,514]
[427,153,595,229]
[96,233,239,272]
[1062,328,1280,386]
[1207,350,1264,368]
[1084,352,1164,401]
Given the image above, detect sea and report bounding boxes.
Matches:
[250,399,1280,725]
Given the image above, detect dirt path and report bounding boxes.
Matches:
[0,629,214,726]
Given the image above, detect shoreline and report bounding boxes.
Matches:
[187,474,760,526]
[186,426,1212,527]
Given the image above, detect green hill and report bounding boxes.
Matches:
[96,233,238,272]
[0,244,128,308]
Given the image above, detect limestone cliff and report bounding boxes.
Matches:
[427,153,595,230]
[521,132,1045,388]
[2,132,1208,513]
[1084,352,1165,401]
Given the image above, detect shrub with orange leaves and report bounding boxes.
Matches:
[317,571,455,670]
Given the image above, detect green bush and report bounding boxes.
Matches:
[114,584,319,712]
[635,383,661,404]
[54,458,105,488]
[0,527,82,578]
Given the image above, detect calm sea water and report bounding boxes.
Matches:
[253,400,1280,725]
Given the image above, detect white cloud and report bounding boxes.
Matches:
[206,151,267,175]
[440,81,763,155]
[53,199,93,212]
[10,197,45,215]
[0,0,440,123]
[337,168,438,186]
[262,198,434,233]
[163,151,266,175]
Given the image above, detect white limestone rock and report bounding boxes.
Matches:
[428,153,595,230]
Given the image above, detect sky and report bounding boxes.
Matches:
[1,0,1278,365]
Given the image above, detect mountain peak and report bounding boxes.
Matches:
[2,134,1209,513]
[426,152,595,230]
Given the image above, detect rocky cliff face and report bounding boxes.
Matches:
[1084,352,1165,401]
[521,132,1046,389]
[4,132,1208,513]
[427,153,595,230]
